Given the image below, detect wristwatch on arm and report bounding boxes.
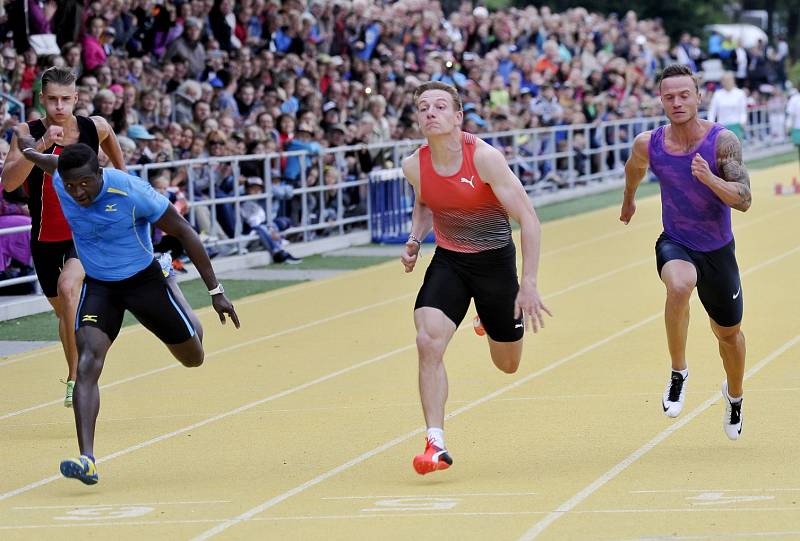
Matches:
[208,283,224,296]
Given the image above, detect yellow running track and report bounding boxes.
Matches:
[1,162,799,541]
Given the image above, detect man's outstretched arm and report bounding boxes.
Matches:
[12,127,59,175]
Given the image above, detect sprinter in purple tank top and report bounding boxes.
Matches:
[620,64,752,441]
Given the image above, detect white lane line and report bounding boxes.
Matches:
[515,333,800,541]
[612,528,800,541]
[543,219,659,257]
[13,500,231,509]
[1,197,793,369]
[0,344,62,366]
[2,219,796,513]
[631,488,800,494]
[0,236,661,423]
[4,509,800,531]
[190,241,800,541]
[0,250,661,504]
[0,249,658,501]
[320,492,539,500]
[0,344,415,503]
[22,382,799,426]
[189,312,666,541]
[0,294,413,422]
[499,387,800,402]
[0,261,396,368]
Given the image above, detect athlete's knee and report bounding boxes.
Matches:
[665,280,694,302]
[76,352,104,381]
[416,330,446,362]
[490,348,522,374]
[180,354,204,368]
[178,350,205,368]
[56,274,81,309]
[494,357,520,374]
[714,325,744,347]
[175,341,204,367]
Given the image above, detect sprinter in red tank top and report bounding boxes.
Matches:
[1,67,126,407]
[400,82,551,475]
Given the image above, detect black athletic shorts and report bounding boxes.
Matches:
[655,233,743,327]
[75,259,196,344]
[31,239,78,298]
[415,242,523,342]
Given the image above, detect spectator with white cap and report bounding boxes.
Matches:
[126,124,156,163]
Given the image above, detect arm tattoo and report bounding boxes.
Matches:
[716,131,751,211]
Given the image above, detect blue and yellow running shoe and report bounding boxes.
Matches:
[158,252,176,279]
[60,455,98,485]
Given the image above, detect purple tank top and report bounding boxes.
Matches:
[649,123,732,252]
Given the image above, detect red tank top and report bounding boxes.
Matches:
[25,116,99,242]
[419,132,511,253]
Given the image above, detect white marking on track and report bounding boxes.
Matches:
[515,333,800,540]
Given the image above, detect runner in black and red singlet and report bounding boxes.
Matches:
[400,81,551,475]
[1,67,125,407]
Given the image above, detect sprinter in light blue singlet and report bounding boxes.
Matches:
[619,64,752,441]
[14,135,240,486]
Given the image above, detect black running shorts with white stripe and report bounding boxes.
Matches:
[75,259,195,344]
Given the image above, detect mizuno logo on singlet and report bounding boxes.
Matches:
[82,314,98,323]
[460,176,475,189]
[105,203,118,212]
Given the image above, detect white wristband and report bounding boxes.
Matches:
[208,283,224,296]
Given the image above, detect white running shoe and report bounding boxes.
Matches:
[721,381,743,440]
[662,371,687,418]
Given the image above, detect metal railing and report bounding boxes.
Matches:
[0,224,37,289]
[0,91,25,124]
[0,105,791,290]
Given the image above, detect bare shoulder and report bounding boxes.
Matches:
[715,128,742,160]
[89,115,111,138]
[473,137,506,170]
[627,130,652,163]
[401,149,421,186]
[11,121,31,137]
[632,130,652,148]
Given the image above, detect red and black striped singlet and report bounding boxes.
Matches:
[24,116,99,242]
[419,132,511,253]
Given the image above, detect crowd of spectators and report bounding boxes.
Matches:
[0,0,796,257]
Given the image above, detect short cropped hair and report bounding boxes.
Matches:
[412,81,463,112]
[58,143,99,176]
[41,66,77,92]
[657,64,699,93]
